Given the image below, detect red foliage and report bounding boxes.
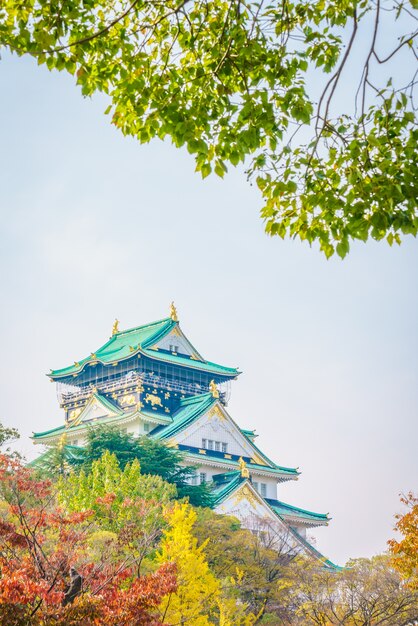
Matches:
[0,454,177,625]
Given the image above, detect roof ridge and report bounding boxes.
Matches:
[115,317,171,337]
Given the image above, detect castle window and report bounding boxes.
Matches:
[202,439,228,453]
[144,423,150,432]
[73,439,78,447]
[199,472,207,484]
[252,482,266,496]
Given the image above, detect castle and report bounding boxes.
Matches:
[33,305,335,566]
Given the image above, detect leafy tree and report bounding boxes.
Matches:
[1,1,417,256]
[388,491,418,591]
[34,434,84,477]
[0,452,177,625]
[278,554,418,625]
[0,421,20,456]
[58,449,176,574]
[71,425,213,507]
[157,503,258,625]
[193,508,296,619]
[157,502,220,624]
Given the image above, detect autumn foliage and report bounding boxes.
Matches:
[0,437,417,625]
[388,492,418,591]
[0,452,176,625]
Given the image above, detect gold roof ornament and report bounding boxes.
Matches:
[238,456,250,478]
[170,301,178,322]
[112,319,120,336]
[209,379,219,398]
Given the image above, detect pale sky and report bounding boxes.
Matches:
[0,51,417,566]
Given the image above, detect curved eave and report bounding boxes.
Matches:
[32,406,175,444]
[280,513,329,528]
[141,348,239,377]
[48,317,175,379]
[181,450,299,482]
[266,498,330,527]
[49,346,239,381]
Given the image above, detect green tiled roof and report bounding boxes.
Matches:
[152,394,298,477]
[265,498,329,525]
[211,472,243,506]
[143,348,238,376]
[152,393,216,440]
[49,317,238,380]
[240,428,257,440]
[28,444,84,468]
[179,446,298,477]
[32,414,123,440]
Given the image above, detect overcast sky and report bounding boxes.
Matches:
[0,51,417,566]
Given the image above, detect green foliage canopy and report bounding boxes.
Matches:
[1,1,417,256]
[69,426,214,507]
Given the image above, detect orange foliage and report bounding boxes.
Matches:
[388,492,418,590]
[0,453,177,625]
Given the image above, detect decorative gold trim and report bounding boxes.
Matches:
[198,449,207,455]
[119,394,136,407]
[145,393,163,408]
[238,457,250,478]
[208,406,225,420]
[170,301,178,321]
[233,484,258,509]
[112,319,119,336]
[252,453,268,466]
[209,380,219,398]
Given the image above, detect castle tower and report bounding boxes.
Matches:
[32,306,336,567]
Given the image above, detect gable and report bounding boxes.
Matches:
[150,325,203,359]
[214,481,289,532]
[171,403,269,465]
[69,393,122,427]
[214,481,312,555]
[215,482,273,518]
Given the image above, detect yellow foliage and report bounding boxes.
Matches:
[157,503,219,625]
[157,503,259,626]
[217,597,258,626]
